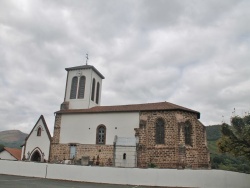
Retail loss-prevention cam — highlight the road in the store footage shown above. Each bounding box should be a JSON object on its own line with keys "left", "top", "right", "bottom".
{"left": 0, "top": 174, "right": 182, "bottom": 188}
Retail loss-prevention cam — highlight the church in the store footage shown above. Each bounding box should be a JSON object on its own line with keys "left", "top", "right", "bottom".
{"left": 47, "top": 64, "right": 210, "bottom": 169}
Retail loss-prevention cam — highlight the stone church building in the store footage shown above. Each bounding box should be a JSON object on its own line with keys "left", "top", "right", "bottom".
{"left": 49, "top": 64, "right": 210, "bottom": 169}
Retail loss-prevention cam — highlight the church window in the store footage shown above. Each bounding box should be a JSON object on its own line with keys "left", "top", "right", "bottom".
{"left": 70, "top": 77, "right": 78, "bottom": 99}
{"left": 37, "top": 127, "right": 41, "bottom": 136}
{"left": 96, "top": 125, "right": 106, "bottom": 144}
{"left": 155, "top": 118, "right": 165, "bottom": 144}
{"left": 69, "top": 145, "right": 76, "bottom": 159}
{"left": 78, "top": 76, "right": 86, "bottom": 99}
{"left": 96, "top": 82, "right": 100, "bottom": 104}
{"left": 123, "top": 153, "right": 126, "bottom": 160}
{"left": 91, "top": 78, "right": 96, "bottom": 101}
{"left": 185, "top": 122, "right": 192, "bottom": 145}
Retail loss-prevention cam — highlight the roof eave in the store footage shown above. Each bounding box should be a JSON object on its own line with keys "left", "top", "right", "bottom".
{"left": 55, "top": 108, "right": 200, "bottom": 119}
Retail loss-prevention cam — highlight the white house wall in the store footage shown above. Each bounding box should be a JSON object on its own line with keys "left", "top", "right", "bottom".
{"left": 24, "top": 118, "right": 50, "bottom": 161}
{"left": 60, "top": 112, "right": 139, "bottom": 145}
{"left": 0, "top": 150, "right": 16, "bottom": 160}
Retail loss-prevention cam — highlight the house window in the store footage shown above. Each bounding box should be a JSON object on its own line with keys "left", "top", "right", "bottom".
{"left": 96, "top": 125, "right": 106, "bottom": 144}
{"left": 155, "top": 118, "right": 165, "bottom": 144}
{"left": 78, "top": 76, "right": 86, "bottom": 99}
{"left": 91, "top": 78, "right": 96, "bottom": 101}
{"left": 96, "top": 82, "right": 100, "bottom": 104}
{"left": 185, "top": 122, "right": 192, "bottom": 145}
{"left": 70, "top": 77, "right": 78, "bottom": 99}
{"left": 123, "top": 153, "right": 126, "bottom": 160}
{"left": 37, "top": 127, "right": 41, "bottom": 136}
{"left": 69, "top": 145, "right": 76, "bottom": 159}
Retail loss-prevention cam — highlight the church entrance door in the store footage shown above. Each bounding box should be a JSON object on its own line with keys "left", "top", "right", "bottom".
{"left": 30, "top": 151, "right": 41, "bottom": 162}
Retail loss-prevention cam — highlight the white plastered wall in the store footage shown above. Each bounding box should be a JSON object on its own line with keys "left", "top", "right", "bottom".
{"left": 65, "top": 69, "right": 103, "bottom": 109}
{"left": 24, "top": 118, "right": 50, "bottom": 161}
{"left": 115, "top": 146, "right": 137, "bottom": 167}
{"left": 60, "top": 112, "right": 139, "bottom": 145}
{"left": 0, "top": 150, "right": 16, "bottom": 160}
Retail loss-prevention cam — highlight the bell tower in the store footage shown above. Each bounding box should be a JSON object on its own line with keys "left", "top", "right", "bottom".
{"left": 60, "top": 65, "right": 105, "bottom": 110}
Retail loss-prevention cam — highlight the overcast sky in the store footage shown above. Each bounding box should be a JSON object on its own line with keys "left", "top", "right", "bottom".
{"left": 0, "top": 0, "right": 250, "bottom": 134}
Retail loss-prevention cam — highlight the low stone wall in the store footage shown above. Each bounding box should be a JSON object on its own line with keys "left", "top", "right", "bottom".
{"left": 0, "top": 160, "right": 249, "bottom": 188}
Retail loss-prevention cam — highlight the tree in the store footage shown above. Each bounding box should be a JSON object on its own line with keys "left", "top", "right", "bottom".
{"left": 217, "top": 115, "right": 250, "bottom": 161}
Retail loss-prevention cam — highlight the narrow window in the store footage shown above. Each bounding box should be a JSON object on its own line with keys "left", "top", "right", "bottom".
{"left": 78, "top": 76, "right": 86, "bottom": 99}
{"left": 91, "top": 78, "right": 96, "bottom": 101}
{"left": 123, "top": 153, "right": 126, "bottom": 160}
{"left": 96, "top": 82, "right": 100, "bottom": 104}
{"left": 37, "top": 127, "right": 41, "bottom": 136}
{"left": 70, "top": 77, "right": 78, "bottom": 99}
{"left": 155, "top": 118, "right": 165, "bottom": 144}
{"left": 69, "top": 145, "right": 76, "bottom": 159}
{"left": 185, "top": 122, "right": 192, "bottom": 145}
{"left": 96, "top": 125, "right": 106, "bottom": 144}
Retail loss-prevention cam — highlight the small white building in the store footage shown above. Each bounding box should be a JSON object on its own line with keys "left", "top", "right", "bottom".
{"left": 22, "top": 115, "right": 51, "bottom": 162}
{"left": 0, "top": 147, "right": 21, "bottom": 161}
{"left": 114, "top": 136, "right": 137, "bottom": 168}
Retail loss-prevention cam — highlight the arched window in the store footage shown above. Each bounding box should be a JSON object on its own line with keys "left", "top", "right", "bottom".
{"left": 123, "top": 153, "right": 126, "bottom": 160}
{"left": 37, "top": 127, "right": 41, "bottom": 136}
{"left": 96, "top": 125, "right": 106, "bottom": 144}
{"left": 70, "top": 77, "right": 78, "bottom": 99}
{"left": 78, "top": 76, "right": 86, "bottom": 99}
{"left": 91, "top": 78, "right": 96, "bottom": 101}
{"left": 155, "top": 118, "right": 165, "bottom": 144}
{"left": 185, "top": 122, "right": 192, "bottom": 145}
{"left": 96, "top": 82, "right": 100, "bottom": 104}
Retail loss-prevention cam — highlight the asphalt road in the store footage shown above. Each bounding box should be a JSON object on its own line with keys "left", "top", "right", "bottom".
{"left": 0, "top": 174, "right": 178, "bottom": 188}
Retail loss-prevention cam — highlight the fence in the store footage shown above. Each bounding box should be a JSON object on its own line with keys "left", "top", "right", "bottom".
{"left": 0, "top": 160, "right": 249, "bottom": 188}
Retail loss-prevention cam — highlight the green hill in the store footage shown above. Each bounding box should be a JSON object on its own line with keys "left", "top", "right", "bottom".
{"left": 0, "top": 130, "right": 28, "bottom": 149}
{"left": 206, "top": 125, "right": 250, "bottom": 173}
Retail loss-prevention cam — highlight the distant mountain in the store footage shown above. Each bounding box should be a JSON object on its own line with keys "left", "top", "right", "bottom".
{"left": 0, "top": 130, "right": 28, "bottom": 149}
{"left": 206, "top": 125, "right": 222, "bottom": 141}
{"left": 206, "top": 125, "right": 250, "bottom": 174}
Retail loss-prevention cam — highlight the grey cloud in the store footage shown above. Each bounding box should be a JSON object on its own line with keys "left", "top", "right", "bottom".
{"left": 0, "top": 0, "right": 249, "bottom": 133}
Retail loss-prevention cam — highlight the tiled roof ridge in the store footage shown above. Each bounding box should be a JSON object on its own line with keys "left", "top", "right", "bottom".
{"left": 4, "top": 147, "right": 22, "bottom": 160}
{"left": 57, "top": 101, "right": 200, "bottom": 118}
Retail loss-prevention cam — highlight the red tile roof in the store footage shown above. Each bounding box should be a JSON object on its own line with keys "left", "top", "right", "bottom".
{"left": 3, "top": 147, "right": 22, "bottom": 160}
{"left": 56, "top": 101, "right": 200, "bottom": 118}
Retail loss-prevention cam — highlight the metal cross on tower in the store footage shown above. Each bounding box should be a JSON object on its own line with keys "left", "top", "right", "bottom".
{"left": 86, "top": 53, "right": 89, "bottom": 65}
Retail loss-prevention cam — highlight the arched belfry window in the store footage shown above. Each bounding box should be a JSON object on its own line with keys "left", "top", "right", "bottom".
{"left": 91, "top": 78, "right": 96, "bottom": 101}
{"left": 78, "top": 76, "right": 86, "bottom": 99}
{"left": 155, "top": 118, "right": 165, "bottom": 144}
{"left": 70, "top": 77, "right": 78, "bottom": 99}
{"left": 185, "top": 122, "right": 192, "bottom": 145}
{"left": 96, "top": 82, "right": 100, "bottom": 104}
{"left": 96, "top": 125, "right": 106, "bottom": 144}
{"left": 37, "top": 127, "right": 42, "bottom": 136}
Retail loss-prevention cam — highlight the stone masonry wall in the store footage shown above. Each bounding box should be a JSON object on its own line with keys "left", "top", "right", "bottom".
{"left": 135, "top": 110, "right": 210, "bottom": 169}
{"left": 50, "top": 143, "right": 113, "bottom": 166}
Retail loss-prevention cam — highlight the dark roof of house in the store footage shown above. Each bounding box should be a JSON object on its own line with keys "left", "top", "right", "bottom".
{"left": 56, "top": 101, "right": 200, "bottom": 119}
{"left": 65, "top": 65, "right": 105, "bottom": 79}
{"left": 3, "top": 147, "right": 22, "bottom": 160}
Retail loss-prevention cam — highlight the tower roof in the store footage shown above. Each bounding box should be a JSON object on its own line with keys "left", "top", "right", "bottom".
{"left": 65, "top": 65, "right": 105, "bottom": 79}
